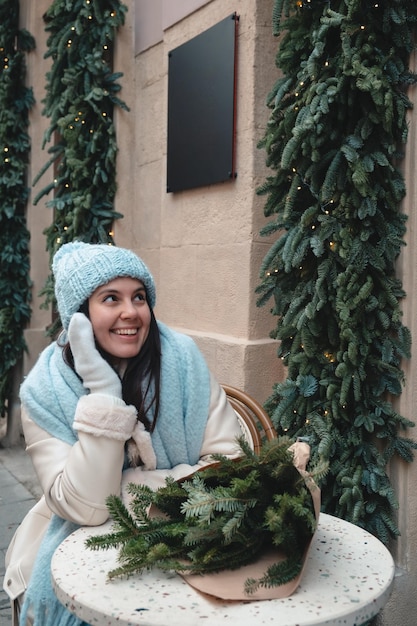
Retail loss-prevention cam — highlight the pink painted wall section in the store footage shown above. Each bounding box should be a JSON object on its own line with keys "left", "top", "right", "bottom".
{"left": 135, "top": 0, "right": 211, "bottom": 54}
{"left": 161, "top": 0, "right": 211, "bottom": 29}
{"left": 134, "top": 0, "right": 162, "bottom": 54}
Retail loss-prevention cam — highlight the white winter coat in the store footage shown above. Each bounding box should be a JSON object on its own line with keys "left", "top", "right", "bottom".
{"left": 3, "top": 372, "right": 241, "bottom": 624}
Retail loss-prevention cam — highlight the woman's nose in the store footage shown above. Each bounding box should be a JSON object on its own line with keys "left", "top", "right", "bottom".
{"left": 120, "top": 300, "right": 138, "bottom": 318}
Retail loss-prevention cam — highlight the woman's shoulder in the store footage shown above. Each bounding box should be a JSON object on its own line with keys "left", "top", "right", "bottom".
{"left": 22, "top": 341, "right": 59, "bottom": 381}
{"left": 157, "top": 321, "right": 196, "bottom": 348}
{"left": 156, "top": 321, "right": 208, "bottom": 371}
{"left": 20, "top": 338, "right": 77, "bottom": 402}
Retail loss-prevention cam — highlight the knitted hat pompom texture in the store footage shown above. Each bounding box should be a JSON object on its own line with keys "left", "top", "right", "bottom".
{"left": 52, "top": 241, "right": 156, "bottom": 330}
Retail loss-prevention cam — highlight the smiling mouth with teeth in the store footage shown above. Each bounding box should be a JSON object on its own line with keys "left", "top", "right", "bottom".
{"left": 114, "top": 329, "right": 138, "bottom": 335}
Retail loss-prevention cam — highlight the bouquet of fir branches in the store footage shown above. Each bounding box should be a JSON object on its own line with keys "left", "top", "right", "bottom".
{"left": 86, "top": 437, "right": 322, "bottom": 596}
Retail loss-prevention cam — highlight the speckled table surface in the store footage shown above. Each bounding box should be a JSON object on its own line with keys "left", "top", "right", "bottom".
{"left": 51, "top": 512, "right": 394, "bottom": 626}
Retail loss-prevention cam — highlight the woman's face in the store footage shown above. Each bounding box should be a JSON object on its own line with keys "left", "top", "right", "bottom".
{"left": 88, "top": 276, "right": 151, "bottom": 361}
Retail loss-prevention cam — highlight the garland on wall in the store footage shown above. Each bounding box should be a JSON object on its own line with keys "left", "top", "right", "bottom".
{"left": 0, "top": 1, "right": 34, "bottom": 417}
{"left": 34, "top": 0, "right": 128, "bottom": 329}
{"left": 257, "top": 0, "right": 417, "bottom": 543}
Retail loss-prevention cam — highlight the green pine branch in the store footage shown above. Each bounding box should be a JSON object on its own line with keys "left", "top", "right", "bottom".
{"left": 34, "top": 0, "right": 129, "bottom": 333}
{"left": 257, "top": 0, "right": 417, "bottom": 543}
{"left": 0, "top": 0, "right": 35, "bottom": 417}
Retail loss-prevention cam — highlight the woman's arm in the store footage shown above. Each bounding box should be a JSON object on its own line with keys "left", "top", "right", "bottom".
{"left": 199, "top": 372, "right": 242, "bottom": 459}
{"left": 21, "top": 399, "right": 134, "bottom": 526}
{"left": 20, "top": 312, "right": 138, "bottom": 525}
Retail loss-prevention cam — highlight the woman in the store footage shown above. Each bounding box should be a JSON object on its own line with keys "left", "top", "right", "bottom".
{"left": 3, "top": 241, "right": 242, "bottom": 626}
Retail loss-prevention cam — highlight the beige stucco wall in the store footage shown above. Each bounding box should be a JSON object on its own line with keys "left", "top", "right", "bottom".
{"left": 14, "top": 0, "right": 417, "bottom": 622}
{"left": 19, "top": 0, "right": 56, "bottom": 365}
{"left": 376, "top": 44, "right": 417, "bottom": 626}
{"left": 113, "top": 0, "right": 283, "bottom": 401}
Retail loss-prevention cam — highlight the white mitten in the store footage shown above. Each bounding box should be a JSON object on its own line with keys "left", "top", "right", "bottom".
{"left": 288, "top": 440, "right": 311, "bottom": 472}
{"left": 68, "top": 312, "right": 122, "bottom": 398}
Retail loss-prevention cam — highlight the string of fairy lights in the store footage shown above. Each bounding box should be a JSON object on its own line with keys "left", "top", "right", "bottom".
{"left": 26, "top": 0, "right": 129, "bottom": 329}
{"left": 0, "top": 4, "right": 35, "bottom": 417}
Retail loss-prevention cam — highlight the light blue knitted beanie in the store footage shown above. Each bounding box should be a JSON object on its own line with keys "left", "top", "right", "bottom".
{"left": 52, "top": 241, "right": 156, "bottom": 330}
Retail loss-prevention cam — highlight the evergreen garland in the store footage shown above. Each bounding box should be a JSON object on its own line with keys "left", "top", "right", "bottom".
{"left": 33, "top": 0, "right": 129, "bottom": 327}
{"left": 86, "top": 438, "right": 321, "bottom": 593}
{"left": 257, "top": 0, "right": 417, "bottom": 543}
{"left": 0, "top": 0, "right": 34, "bottom": 416}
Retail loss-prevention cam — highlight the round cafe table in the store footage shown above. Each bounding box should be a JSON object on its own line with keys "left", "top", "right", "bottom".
{"left": 51, "top": 513, "right": 394, "bottom": 626}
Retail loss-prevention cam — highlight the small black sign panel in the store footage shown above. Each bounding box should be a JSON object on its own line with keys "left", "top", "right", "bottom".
{"left": 167, "top": 13, "right": 238, "bottom": 193}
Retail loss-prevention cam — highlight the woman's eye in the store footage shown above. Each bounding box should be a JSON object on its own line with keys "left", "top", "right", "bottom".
{"left": 134, "top": 292, "right": 146, "bottom": 302}
{"left": 103, "top": 294, "right": 117, "bottom": 303}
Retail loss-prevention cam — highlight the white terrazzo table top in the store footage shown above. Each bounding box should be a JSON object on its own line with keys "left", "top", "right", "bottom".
{"left": 51, "top": 512, "right": 394, "bottom": 626}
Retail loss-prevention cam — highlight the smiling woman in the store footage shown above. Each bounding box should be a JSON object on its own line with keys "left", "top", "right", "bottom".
{"left": 3, "top": 242, "right": 243, "bottom": 626}
{"left": 88, "top": 278, "right": 151, "bottom": 362}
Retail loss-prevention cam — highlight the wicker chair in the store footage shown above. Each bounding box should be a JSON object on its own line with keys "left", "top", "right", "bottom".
{"left": 222, "top": 384, "right": 277, "bottom": 454}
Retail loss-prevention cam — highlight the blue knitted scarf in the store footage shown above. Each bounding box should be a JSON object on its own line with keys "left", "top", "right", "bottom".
{"left": 18, "top": 322, "right": 210, "bottom": 626}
